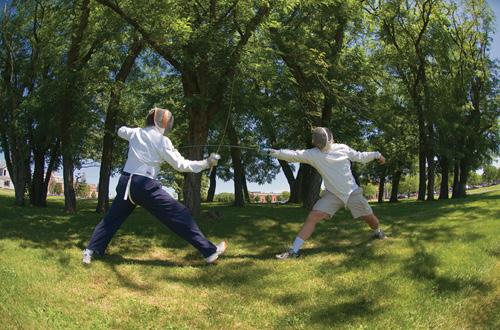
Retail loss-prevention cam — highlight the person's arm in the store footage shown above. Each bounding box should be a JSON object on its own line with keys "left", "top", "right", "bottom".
{"left": 117, "top": 126, "right": 138, "bottom": 141}
{"left": 268, "top": 149, "right": 313, "bottom": 164}
{"left": 345, "top": 146, "right": 384, "bottom": 164}
{"left": 160, "top": 138, "right": 213, "bottom": 173}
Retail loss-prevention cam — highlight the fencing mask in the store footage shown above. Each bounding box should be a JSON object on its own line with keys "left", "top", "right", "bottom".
{"left": 311, "top": 127, "right": 333, "bottom": 151}
{"left": 149, "top": 107, "right": 174, "bottom": 134}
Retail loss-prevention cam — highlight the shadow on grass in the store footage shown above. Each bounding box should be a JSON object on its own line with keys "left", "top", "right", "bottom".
{"left": 308, "top": 298, "right": 381, "bottom": 327}
{"left": 101, "top": 253, "right": 205, "bottom": 268}
{"left": 0, "top": 189, "right": 495, "bottom": 258}
{"left": 1, "top": 189, "right": 497, "bottom": 328}
{"left": 0, "top": 189, "right": 497, "bottom": 270}
{"left": 404, "top": 238, "right": 493, "bottom": 296}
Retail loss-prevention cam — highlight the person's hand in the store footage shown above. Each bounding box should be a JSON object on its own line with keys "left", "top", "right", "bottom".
{"left": 378, "top": 154, "right": 386, "bottom": 165}
{"left": 207, "top": 153, "right": 221, "bottom": 167}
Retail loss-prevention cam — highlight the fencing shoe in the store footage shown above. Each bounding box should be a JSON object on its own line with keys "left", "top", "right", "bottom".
{"left": 275, "top": 249, "right": 300, "bottom": 259}
{"left": 372, "top": 229, "right": 387, "bottom": 240}
{"left": 82, "top": 248, "right": 94, "bottom": 264}
{"left": 205, "top": 241, "right": 227, "bottom": 264}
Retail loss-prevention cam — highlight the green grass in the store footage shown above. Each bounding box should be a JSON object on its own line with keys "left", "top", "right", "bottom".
{"left": 0, "top": 187, "right": 499, "bottom": 329}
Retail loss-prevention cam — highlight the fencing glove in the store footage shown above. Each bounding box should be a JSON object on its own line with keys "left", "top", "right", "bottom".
{"left": 207, "top": 153, "right": 221, "bottom": 167}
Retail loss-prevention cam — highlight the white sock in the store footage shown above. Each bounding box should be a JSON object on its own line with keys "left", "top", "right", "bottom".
{"left": 291, "top": 237, "right": 305, "bottom": 253}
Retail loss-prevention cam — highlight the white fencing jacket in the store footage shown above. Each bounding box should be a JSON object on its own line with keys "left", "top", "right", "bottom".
{"left": 118, "top": 126, "right": 210, "bottom": 178}
{"left": 275, "top": 144, "right": 381, "bottom": 204}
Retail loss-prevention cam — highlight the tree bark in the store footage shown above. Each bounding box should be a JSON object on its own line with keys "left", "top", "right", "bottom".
{"left": 439, "top": 157, "right": 449, "bottom": 200}
{"left": 390, "top": 170, "right": 402, "bottom": 203}
{"left": 182, "top": 108, "right": 209, "bottom": 216}
{"left": 426, "top": 153, "right": 435, "bottom": 201}
{"left": 227, "top": 121, "right": 244, "bottom": 207}
{"left": 12, "top": 159, "right": 29, "bottom": 206}
{"left": 302, "top": 164, "right": 322, "bottom": 210}
{"left": 29, "top": 139, "right": 59, "bottom": 207}
{"left": 290, "top": 164, "right": 304, "bottom": 204}
{"left": 62, "top": 153, "right": 77, "bottom": 213}
{"left": 96, "top": 38, "right": 143, "bottom": 213}
{"left": 378, "top": 175, "right": 385, "bottom": 203}
{"left": 30, "top": 148, "right": 46, "bottom": 206}
{"left": 278, "top": 160, "right": 299, "bottom": 203}
{"left": 457, "top": 158, "right": 468, "bottom": 198}
{"left": 417, "top": 114, "right": 427, "bottom": 201}
{"left": 452, "top": 161, "right": 460, "bottom": 198}
{"left": 206, "top": 165, "right": 217, "bottom": 202}
{"left": 242, "top": 172, "right": 250, "bottom": 203}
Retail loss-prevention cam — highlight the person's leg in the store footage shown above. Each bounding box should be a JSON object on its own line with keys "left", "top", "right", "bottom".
{"left": 362, "top": 213, "right": 380, "bottom": 230}
{"left": 134, "top": 177, "right": 217, "bottom": 258}
{"left": 297, "top": 210, "right": 331, "bottom": 241}
{"left": 277, "top": 192, "right": 340, "bottom": 259}
{"left": 288, "top": 210, "right": 330, "bottom": 253}
{"left": 363, "top": 213, "right": 386, "bottom": 239}
{"left": 86, "top": 175, "right": 136, "bottom": 255}
{"left": 87, "top": 198, "right": 136, "bottom": 254}
{"left": 347, "top": 188, "right": 386, "bottom": 239}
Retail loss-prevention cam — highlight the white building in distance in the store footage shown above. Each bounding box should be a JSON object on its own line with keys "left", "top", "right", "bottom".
{"left": 0, "top": 163, "right": 13, "bottom": 190}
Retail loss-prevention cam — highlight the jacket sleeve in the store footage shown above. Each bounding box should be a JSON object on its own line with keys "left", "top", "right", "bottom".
{"left": 275, "top": 149, "right": 314, "bottom": 164}
{"left": 117, "top": 126, "right": 138, "bottom": 141}
{"left": 160, "top": 138, "right": 210, "bottom": 173}
{"left": 345, "top": 147, "right": 381, "bottom": 163}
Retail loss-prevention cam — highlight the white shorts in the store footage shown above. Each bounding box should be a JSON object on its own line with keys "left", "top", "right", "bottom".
{"left": 313, "top": 189, "right": 373, "bottom": 219}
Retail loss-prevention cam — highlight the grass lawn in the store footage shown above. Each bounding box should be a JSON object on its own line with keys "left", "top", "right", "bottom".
{"left": 0, "top": 186, "right": 499, "bottom": 329}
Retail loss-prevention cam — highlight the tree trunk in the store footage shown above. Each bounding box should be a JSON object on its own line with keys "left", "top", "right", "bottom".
{"left": 439, "top": 157, "right": 449, "bottom": 200}
{"left": 12, "top": 163, "right": 29, "bottom": 206}
{"left": 96, "top": 38, "right": 143, "bottom": 213}
{"left": 62, "top": 152, "right": 77, "bottom": 213}
{"left": 206, "top": 165, "right": 217, "bottom": 202}
{"left": 242, "top": 172, "right": 250, "bottom": 203}
{"left": 378, "top": 175, "right": 385, "bottom": 203}
{"left": 13, "top": 173, "right": 27, "bottom": 206}
{"left": 452, "top": 161, "right": 460, "bottom": 198}
{"left": 228, "top": 121, "right": 244, "bottom": 207}
{"left": 96, "top": 140, "right": 112, "bottom": 213}
{"left": 30, "top": 148, "right": 46, "bottom": 207}
{"left": 29, "top": 139, "right": 59, "bottom": 207}
{"left": 426, "top": 153, "right": 435, "bottom": 201}
{"left": 390, "top": 170, "right": 402, "bottom": 202}
{"left": 290, "top": 164, "right": 304, "bottom": 204}
{"left": 182, "top": 108, "right": 209, "bottom": 216}
{"left": 458, "top": 158, "right": 468, "bottom": 198}
{"left": 417, "top": 117, "right": 427, "bottom": 201}
{"left": 9, "top": 137, "right": 31, "bottom": 207}
{"left": 278, "top": 160, "right": 299, "bottom": 203}
{"left": 59, "top": 0, "right": 91, "bottom": 213}
{"left": 302, "top": 164, "right": 322, "bottom": 210}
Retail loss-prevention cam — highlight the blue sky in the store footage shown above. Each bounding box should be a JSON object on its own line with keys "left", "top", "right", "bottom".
{"left": 1, "top": 0, "right": 499, "bottom": 196}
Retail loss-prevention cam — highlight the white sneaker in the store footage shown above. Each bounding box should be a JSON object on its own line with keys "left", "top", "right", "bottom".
{"left": 205, "top": 241, "right": 227, "bottom": 264}
{"left": 82, "top": 248, "right": 94, "bottom": 264}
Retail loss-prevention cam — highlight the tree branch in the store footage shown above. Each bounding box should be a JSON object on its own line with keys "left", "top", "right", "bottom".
{"left": 95, "top": 0, "right": 182, "bottom": 71}
{"left": 208, "top": 3, "right": 271, "bottom": 118}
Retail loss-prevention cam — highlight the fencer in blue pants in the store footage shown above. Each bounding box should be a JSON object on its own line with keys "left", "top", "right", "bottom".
{"left": 83, "top": 107, "right": 226, "bottom": 264}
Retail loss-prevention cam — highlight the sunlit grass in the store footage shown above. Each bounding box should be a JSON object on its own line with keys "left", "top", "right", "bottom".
{"left": 0, "top": 186, "right": 499, "bottom": 329}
